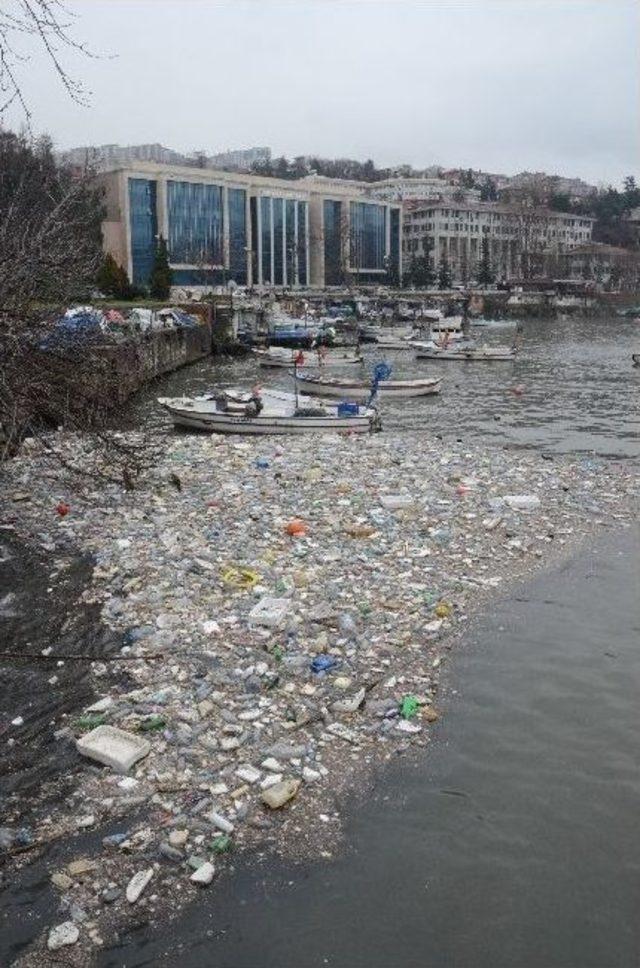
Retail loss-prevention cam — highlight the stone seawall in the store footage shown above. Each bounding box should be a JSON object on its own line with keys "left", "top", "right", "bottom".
{"left": 97, "top": 321, "right": 212, "bottom": 404}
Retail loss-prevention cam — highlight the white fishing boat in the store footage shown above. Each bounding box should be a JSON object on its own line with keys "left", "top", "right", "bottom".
{"left": 158, "top": 391, "right": 378, "bottom": 435}
{"left": 254, "top": 347, "right": 364, "bottom": 368}
{"left": 416, "top": 346, "right": 517, "bottom": 362}
{"left": 297, "top": 373, "right": 442, "bottom": 400}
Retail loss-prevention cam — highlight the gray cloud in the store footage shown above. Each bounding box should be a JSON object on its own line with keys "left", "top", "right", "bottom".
{"left": 6, "top": 0, "right": 639, "bottom": 185}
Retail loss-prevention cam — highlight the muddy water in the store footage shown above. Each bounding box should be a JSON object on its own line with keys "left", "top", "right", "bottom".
{"left": 135, "top": 315, "right": 640, "bottom": 461}
{"left": 100, "top": 525, "right": 640, "bottom": 968}
{"left": 0, "top": 535, "right": 119, "bottom": 800}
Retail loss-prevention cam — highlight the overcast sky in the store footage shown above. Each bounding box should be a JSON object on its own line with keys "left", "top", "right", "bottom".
{"left": 6, "top": 0, "right": 639, "bottom": 185}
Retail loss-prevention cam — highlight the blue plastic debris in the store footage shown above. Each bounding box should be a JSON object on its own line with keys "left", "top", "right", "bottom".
{"left": 337, "top": 402, "right": 359, "bottom": 417}
{"left": 255, "top": 457, "right": 270, "bottom": 469}
{"left": 311, "top": 655, "right": 339, "bottom": 674}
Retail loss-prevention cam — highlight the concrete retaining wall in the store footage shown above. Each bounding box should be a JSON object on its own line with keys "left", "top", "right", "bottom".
{"left": 97, "top": 321, "right": 212, "bottom": 404}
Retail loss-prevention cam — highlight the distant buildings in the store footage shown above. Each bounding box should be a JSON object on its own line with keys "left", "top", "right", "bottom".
{"left": 97, "top": 163, "right": 401, "bottom": 289}
{"left": 403, "top": 200, "right": 595, "bottom": 282}
{"left": 207, "top": 147, "right": 271, "bottom": 170}
{"left": 57, "top": 143, "right": 272, "bottom": 173}
{"left": 365, "top": 177, "right": 480, "bottom": 204}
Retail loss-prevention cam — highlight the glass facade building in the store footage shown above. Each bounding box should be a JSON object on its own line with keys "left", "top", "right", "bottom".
{"left": 121, "top": 171, "right": 399, "bottom": 289}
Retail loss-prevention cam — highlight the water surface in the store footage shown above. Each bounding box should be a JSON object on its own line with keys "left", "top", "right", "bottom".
{"left": 134, "top": 315, "right": 640, "bottom": 460}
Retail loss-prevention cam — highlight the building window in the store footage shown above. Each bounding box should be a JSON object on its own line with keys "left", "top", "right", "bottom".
{"left": 228, "top": 188, "right": 247, "bottom": 285}
{"left": 350, "top": 201, "right": 386, "bottom": 271}
{"left": 260, "top": 196, "right": 271, "bottom": 283}
{"left": 273, "top": 197, "right": 284, "bottom": 285}
{"left": 324, "top": 199, "right": 343, "bottom": 285}
{"left": 128, "top": 178, "right": 157, "bottom": 286}
{"left": 167, "top": 180, "right": 223, "bottom": 266}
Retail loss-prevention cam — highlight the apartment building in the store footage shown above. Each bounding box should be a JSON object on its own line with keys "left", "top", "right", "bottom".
{"left": 402, "top": 201, "right": 594, "bottom": 281}
{"left": 98, "top": 163, "right": 401, "bottom": 290}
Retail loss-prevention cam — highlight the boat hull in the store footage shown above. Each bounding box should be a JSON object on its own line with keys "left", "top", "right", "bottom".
{"left": 297, "top": 377, "right": 442, "bottom": 400}
{"left": 257, "top": 354, "right": 364, "bottom": 369}
{"left": 160, "top": 400, "right": 375, "bottom": 435}
{"left": 416, "top": 350, "right": 515, "bottom": 361}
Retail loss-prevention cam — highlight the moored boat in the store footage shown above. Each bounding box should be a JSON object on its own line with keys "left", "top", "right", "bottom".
{"left": 158, "top": 393, "right": 378, "bottom": 435}
{"left": 297, "top": 373, "right": 442, "bottom": 400}
{"left": 416, "top": 346, "right": 516, "bottom": 362}
{"left": 254, "top": 347, "right": 364, "bottom": 368}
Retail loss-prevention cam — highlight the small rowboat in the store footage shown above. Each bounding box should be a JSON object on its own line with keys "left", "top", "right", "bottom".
{"left": 416, "top": 346, "right": 516, "bottom": 362}
{"left": 297, "top": 373, "right": 442, "bottom": 400}
{"left": 158, "top": 393, "right": 379, "bottom": 435}
{"left": 633, "top": 353, "right": 640, "bottom": 366}
{"left": 254, "top": 348, "right": 364, "bottom": 369}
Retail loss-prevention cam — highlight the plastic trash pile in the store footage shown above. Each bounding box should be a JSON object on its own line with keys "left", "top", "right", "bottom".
{"left": 0, "top": 427, "right": 636, "bottom": 957}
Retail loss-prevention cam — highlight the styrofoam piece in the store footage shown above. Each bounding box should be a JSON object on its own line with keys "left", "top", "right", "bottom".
{"left": 76, "top": 725, "right": 150, "bottom": 773}
{"left": 248, "top": 596, "right": 291, "bottom": 628}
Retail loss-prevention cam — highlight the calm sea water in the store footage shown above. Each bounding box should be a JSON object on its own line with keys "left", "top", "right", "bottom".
{"left": 136, "top": 314, "right": 640, "bottom": 460}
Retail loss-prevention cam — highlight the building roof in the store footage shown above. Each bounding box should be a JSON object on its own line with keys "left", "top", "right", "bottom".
{"left": 404, "top": 199, "right": 596, "bottom": 220}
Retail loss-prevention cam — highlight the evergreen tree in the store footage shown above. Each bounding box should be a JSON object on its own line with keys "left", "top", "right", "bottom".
{"left": 96, "top": 254, "right": 133, "bottom": 299}
{"left": 149, "top": 236, "right": 173, "bottom": 300}
{"left": 437, "top": 252, "right": 452, "bottom": 290}
{"left": 480, "top": 177, "right": 498, "bottom": 202}
{"left": 476, "top": 237, "right": 495, "bottom": 285}
{"left": 407, "top": 237, "right": 435, "bottom": 287}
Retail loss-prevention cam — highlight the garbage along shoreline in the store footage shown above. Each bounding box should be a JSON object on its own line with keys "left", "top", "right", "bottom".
{"left": 1, "top": 428, "right": 637, "bottom": 964}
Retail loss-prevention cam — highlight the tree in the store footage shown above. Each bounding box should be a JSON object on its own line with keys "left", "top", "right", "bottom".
{"left": 406, "top": 236, "right": 435, "bottom": 288}
{"left": 460, "top": 168, "right": 476, "bottom": 188}
{"left": 480, "top": 177, "right": 498, "bottom": 202}
{"left": 476, "top": 236, "right": 495, "bottom": 285}
{"left": 149, "top": 236, "right": 172, "bottom": 300}
{"left": 0, "top": 130, "right": 104, "bottom": 315}
{"left": 438, "top": 252, "right": 452, "bottom": 290}
{"left": 96, "top": 254, "right": 133, "bottom": 299}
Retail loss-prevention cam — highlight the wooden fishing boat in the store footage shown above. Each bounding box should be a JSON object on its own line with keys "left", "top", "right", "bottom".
{"left": 297, "top": 373, "right": 442, "bottom": 400}
{"left": 254, "top": 347, "right": 364, "bottom": 369}
{"left": 158, "top": 393, "right": 378, "bottom": 435}
{"left": 416, "top": 346, "right": 516, "bottom": 362}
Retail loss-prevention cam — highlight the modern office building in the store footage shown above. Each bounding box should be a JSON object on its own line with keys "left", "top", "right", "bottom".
{"left": 98, "top": 163, "right": 401, "bottom": 289}
{"left": 403, "top": 200, "right": 594, "bottom": 281}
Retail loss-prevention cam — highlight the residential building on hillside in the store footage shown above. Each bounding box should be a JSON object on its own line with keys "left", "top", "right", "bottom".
{"left": 366, "top": 177, "right": 480, "bottom": 204}
{"left": 58, "top": 143, "right": 272, "bottom": 174}
{"left": 402, "top": 201, "right": 594, "bottom": 282}
{"left": 58, "top": 143, "right": 185, "bottom": 170}
{"left": 207, "top": 147, "right": 271, "bottom": 170}
{"left": 98, "top": 163, "right": 401, "bottom": 289}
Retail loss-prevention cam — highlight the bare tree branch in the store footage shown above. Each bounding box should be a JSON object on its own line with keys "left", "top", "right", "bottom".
{"left": 0, "top": 0, "right": 94, "bottom": 123}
